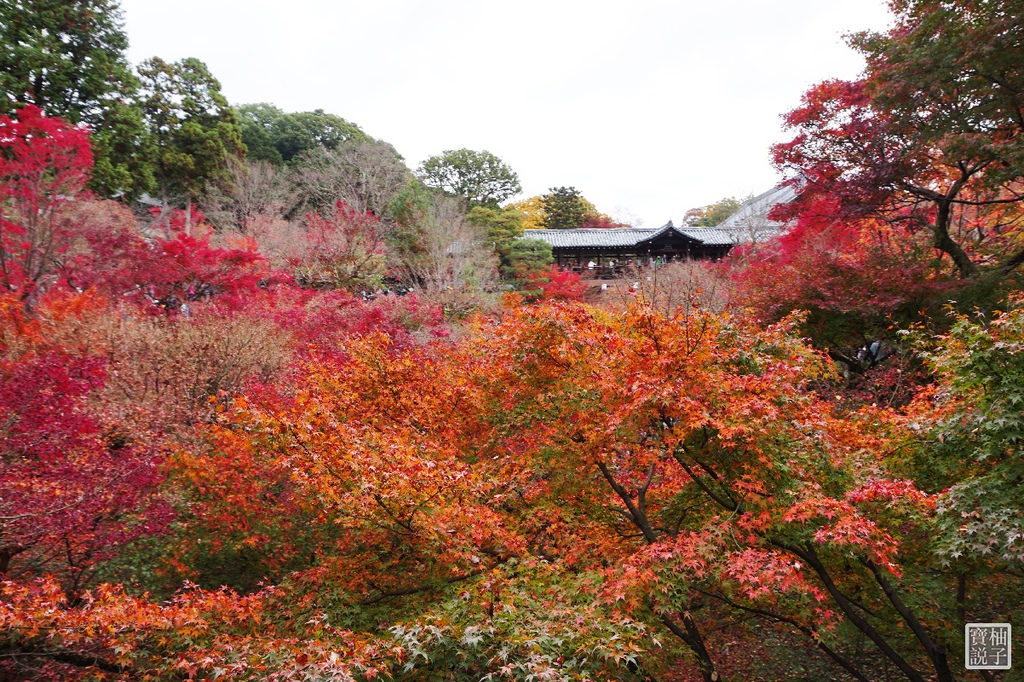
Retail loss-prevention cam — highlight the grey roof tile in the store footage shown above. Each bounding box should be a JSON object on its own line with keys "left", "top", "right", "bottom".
{"left": 523, "top": 224, "right": 735, "bottom": 249}
{"left": 715, "top": 184, "right": 797, "bottom": 241}
{"left": 676, "top": 227, "right": 735, "bottom": 246}
{"left": 522, "top": 228, "right": 659, "bottom": 248}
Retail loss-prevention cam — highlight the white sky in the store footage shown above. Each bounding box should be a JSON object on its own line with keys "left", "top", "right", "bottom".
{"left": 118, "top": 0, "right": 892, "bottom": 227}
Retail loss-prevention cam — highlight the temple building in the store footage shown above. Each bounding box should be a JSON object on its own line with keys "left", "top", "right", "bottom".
{"left": 523, "top": 222, "right": 734, "bottom": 273}
{"left": 520, "top": 184, "right": 796, "bottom": 276}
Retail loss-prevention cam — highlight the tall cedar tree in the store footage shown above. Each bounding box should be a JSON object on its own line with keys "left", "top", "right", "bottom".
{"left": 541, "top": 186, "right": 590, "bottom": 230}
{"left": 137, "top": 57, "right": 244, "bottom": 235}
{"left": 0, "top": 0, "right": 152, "bottom": 198}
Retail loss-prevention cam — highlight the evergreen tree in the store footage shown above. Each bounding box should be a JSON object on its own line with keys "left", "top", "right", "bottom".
{"left": 467, "top": 206, "right": 524, "bottom": 271}
{"left": 137, "top": 57, "right": 244, "bottom": 234}
{"left": 236, "top": 103, "right": 367, "bottom": 164}
{"left": 236, "top": 103, "right": 285, "bottom": 164}
{"left": 0, "top": 0, "right": 152, "bottom": 198}
{"left": 540, "top": 186, "right": 589, "bottom": 230}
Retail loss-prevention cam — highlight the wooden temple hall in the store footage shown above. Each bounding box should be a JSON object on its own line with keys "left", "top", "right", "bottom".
{"left": 523, "top": 221, "right": 735, "bottom": 275}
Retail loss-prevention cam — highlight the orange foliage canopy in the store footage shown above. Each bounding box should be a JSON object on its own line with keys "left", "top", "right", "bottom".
{"left": 150, "top": 299, "right": 936, "bottom": 680}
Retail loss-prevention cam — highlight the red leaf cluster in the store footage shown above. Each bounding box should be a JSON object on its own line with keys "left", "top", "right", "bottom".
{"left": 0, "top": 106, "right": 92, "bottom": 295}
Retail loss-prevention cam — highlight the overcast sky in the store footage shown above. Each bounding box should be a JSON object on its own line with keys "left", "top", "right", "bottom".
{"left": 118, "top": 0, "right": 892, "bottom": 226}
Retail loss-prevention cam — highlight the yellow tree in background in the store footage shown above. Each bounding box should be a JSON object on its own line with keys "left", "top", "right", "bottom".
{"left": 504, "top": 196, "right": 546, "bottom": 230}
{"left": 507, "top": 194, "right": 604, "bottom": 231}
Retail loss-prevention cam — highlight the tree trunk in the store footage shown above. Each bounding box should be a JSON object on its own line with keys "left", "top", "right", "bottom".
{"left": 782, "top": 543, "right": 927, "bottom": 682}
{"left": 683, "top": 611, "right": 722, "bottom": 682}
{"left": 161, "top": 181, "right": 171, "bottom": 239}
{"left": 934, "top": 199, "right": 977, "bottom": 277}
{"left": 658, "top": 610, "right": 724, "bottom": 682}
{"left": 864, "top": 560, "right": 954, "bottom": 682}
{"left": 184, "top": 194, "right": 192, "bottom": 237}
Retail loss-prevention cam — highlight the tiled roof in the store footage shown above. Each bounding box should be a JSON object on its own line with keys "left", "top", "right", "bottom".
{"left": 523, "top": 228, "right": 657, "bottom": 248}
{"left": 676, "top": 227, "right": 735, "bottom": 246}
{"left": 523, "top": 223, "right": 735, "bottom": 249}
{"left": 715, "top": 184, "right": 797, "bottom": 241}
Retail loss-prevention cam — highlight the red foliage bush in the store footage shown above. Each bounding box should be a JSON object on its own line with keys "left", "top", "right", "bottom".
{"left": 730, "top": 195, "right": 950, "bottom": 344}
{"left": 525, "top": 266, "right": 587, "bottom": 302}
{"left": 0, "top": 349, "right": 169, "bottom": 588}
{"left": 0, "top": 105, "right": 92, "bottom": 297}
{"left": 293, "top": 202, "right": 387, "bottom": 291}
{"left": 267, "top": 289, "right": 445, "bottom": 360}
{"left": 70, "top": 225, "right": 278, "bottom": 313}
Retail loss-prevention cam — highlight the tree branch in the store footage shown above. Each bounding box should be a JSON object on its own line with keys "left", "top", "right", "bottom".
{"left": 862, "top": 558, "right": 953, "bottom": 682}
{"left": 694, "top": 588, "right": 871, "bottom": 682}
{"left": 771, "top": 541, "right": 926, "bottom": 682}
{"left": 596, "top": 461, "right": 658, "bottom": 544}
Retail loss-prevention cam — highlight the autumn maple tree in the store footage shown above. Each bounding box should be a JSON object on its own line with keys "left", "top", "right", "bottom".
{"left": 64, "top": 206, "right": 276, "bottom": 313}
{"left": 291, "top": 201, "right": 387, "bottom": 291}
{"left": 909, "top": 298, "right": 1024, "bottom": 568}
{"left": 0, "top": 291, "right": 169, "bottom": 594}
{"left": 524, "top": 265, "right": 587, "bottom": 302}
{"left": 772, "top": 0, "right": 1024, "bottom": 280}
{"left": 1, "top": 289, "right": 1020, "bottom": 681}
{"left": 0, "top": 106, "right": 92, "bottom": 302}
{"left": 730, "top": 193, "right": 950, "bottom": 356}
{"left": 142, "top": 298, "right": 986, "bottom": 681}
